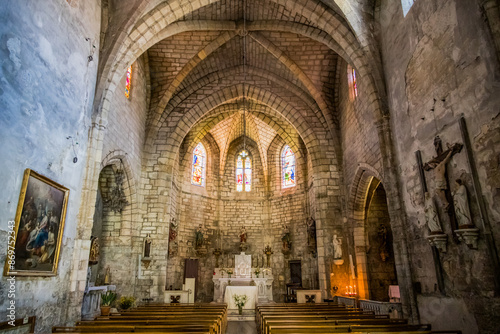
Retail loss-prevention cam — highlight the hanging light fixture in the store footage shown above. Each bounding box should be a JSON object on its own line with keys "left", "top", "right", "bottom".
{"left": 242, "top": 0, "right": 248, "bottom": 153}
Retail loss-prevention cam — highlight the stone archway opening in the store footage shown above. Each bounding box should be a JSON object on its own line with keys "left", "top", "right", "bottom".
{"left": 363, "top": 180, "right": 398, "bottom": 302}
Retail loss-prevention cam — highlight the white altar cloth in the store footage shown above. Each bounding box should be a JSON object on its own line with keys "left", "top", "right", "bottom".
{"left": 224, "top": 286, "right": 258, "bottom": 310}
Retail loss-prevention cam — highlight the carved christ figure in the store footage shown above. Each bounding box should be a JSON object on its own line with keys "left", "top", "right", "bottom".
{"left": 427, "top": 150, "right": 453, "bottom": 209}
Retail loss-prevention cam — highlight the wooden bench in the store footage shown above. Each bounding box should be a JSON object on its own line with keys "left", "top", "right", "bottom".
{"left": 53, "top": 303, "right": 226, "bottom": 334}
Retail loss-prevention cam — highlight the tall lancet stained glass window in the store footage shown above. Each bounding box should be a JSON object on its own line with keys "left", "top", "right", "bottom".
{"left": 191, "top": 143, "right": 206, "bottom": 186}
{"left": 236, "top": 150, "right": 251, "bottom": 192}
{"left": 282, "top": 145, "right": 296, "bottom": 188}
{"left": 125, "top": 65, "right": 132, "bottom": 99}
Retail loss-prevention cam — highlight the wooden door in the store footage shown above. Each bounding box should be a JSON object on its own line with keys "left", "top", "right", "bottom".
{"left": 184, "top": 259, "right": 198, "bottom": 300}
{"left": 289, "top": 260, "right": 302, "bottom": 286}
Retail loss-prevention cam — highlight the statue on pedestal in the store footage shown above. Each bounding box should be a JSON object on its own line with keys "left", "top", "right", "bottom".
{"left": 332, "top": 234, "right": 342, "bottom": 259}
{"left": 195, "top": 224, "right": 204, "bottom": 248}
{"left": 240, "top": 226, "right": 247, "bottom": 243}
{"left": 281, "top": 224, "right": 291, "bottom": 254}
{"left": 306, "top": 217, "right": 316, "bottom": 246}
{"left": 264, "top": 245, "right": 273, "bottom": 267}
{"left": 425, "top": 192, "right": 443, "bottom": 233}
{"left": 453, "top": 179, "right": 473, "bottom": 228}
{"left": 89, "top": 236, "right": 99, "bottom": 265}
{"left": 239, "top": 226, "right": 248, "bottom": 251}
{"left": 144, "top": 234, "right": 152, "bottom": 258}
{"left": 378, "top": 224, "right": 390, "bottom": 262}
{"left": 169, "top": 218, "right": 178, "bottom": 241}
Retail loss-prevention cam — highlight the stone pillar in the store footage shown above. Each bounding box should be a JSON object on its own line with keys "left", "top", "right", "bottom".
{"left": 376, "top": 115, "right": 419, "bottom": 323}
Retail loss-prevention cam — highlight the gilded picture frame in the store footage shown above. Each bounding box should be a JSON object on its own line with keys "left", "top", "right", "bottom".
{"left": 3, "top": 169, "right": 69, "bottom": 276}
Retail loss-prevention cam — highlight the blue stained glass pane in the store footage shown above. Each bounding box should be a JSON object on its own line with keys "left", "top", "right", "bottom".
{"left": 282, "top": 145, "right": 296, "bottom": 188}
{"left": 192, "top": 143, "right": 206, "bottom": 186}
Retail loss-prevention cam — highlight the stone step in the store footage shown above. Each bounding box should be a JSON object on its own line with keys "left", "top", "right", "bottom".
{"left": 227, "top": 309, "right": 256, "bottom": 321}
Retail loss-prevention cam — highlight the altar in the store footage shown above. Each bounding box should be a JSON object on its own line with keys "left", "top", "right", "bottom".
{"left": 224, "top": 286, "right": 258, "bottom": 310}
{"left": 212, "top": 252, "right": 273, "bottom": 304}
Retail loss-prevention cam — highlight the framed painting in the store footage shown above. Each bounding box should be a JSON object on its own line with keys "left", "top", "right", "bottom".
{"left": 4, "top": 169, "right": 69, "bottom": 276}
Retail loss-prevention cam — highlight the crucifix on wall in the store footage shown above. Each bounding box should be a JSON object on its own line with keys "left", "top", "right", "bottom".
{"left": 423, "top": 136, "right": 463, "bottom": 236}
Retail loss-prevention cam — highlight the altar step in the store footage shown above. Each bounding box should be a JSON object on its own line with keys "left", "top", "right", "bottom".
{"left": 227, "top": 308, "right": 256, "bottom": 321}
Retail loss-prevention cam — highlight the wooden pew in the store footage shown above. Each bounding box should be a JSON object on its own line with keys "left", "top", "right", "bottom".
{"left": 53, "top": 303, "right": 226, "bottom": 334}
{"left": 267, "top": 323, "right": 431, "bottom": 333}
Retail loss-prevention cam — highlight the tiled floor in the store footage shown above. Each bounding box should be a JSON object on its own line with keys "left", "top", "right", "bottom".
{"left": 226, "top": 321, "right": 258, "bottom": 334}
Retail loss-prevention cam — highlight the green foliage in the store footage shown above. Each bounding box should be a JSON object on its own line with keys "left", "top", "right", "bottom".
{"left": 233, "top": 294, "right": 248, "bottom": 308}
{"left": 101, "top": 291, "right": 117, "bottom": 306}
{"left": 118, "top": 296, "right": 136, "bottom": 310}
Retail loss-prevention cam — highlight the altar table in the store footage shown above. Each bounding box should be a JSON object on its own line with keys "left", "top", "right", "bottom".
{"left": 224, "top": 286, "right": 258, "bottom": 310}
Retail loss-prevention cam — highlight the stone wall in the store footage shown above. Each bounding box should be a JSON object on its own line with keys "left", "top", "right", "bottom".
{"left": 162, "top": 126, "right": 320, "bottom": 303}
{"left": 0, "top": 0, "right": 101, "bottom": 332}
{"left": 95, "top": 53, "right": 149, "bottom": 300}
{"left": 335, "top": 55, "right": 386, "bottom": 299}
{"left": 378, "top": 0, "right": 500, "bottom": 332}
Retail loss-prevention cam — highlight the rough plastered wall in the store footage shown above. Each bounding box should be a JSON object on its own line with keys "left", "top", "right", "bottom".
{"left": 379, "top": 0, "right": 500, "bottom": 332}
{"left": 0, "top": 0, "right": 100, "bottom": 332}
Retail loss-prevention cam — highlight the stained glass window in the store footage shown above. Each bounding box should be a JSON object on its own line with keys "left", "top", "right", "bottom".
{"left": 191, "top": 143, "right": 206, "bottom": 186}
{"left": 347, "top": 65, "right": 358, "bottom": 100}
{"left": 282, "top": 145, "right": 296, "bottom": 188}
{"left": 236, "top": 151, "right": 251, "bottom": 192}
{"left": 125, "top": 65, "right": 132, "bottom": 99}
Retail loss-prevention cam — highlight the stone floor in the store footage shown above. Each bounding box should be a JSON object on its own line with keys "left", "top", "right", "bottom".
{"left": 226, "top": 321, "right": 258, "bottom": 334}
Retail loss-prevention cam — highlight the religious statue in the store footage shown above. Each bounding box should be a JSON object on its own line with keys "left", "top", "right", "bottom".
{"left": 168, "top": 240, "right": 178, "bottom": 258}
{"left": 195, "top": 224, "right": 204, "bottom": 248}
{"left": 424, "top": 140, "right": 462, "bottom": 211}
{"left": 429, "top": 150, "right": 453, "bottom": 209}
{"left": 306, "top": 217, "right": 316, "bottom": 247}
{"left": 453, "top": 179, "right": 473, "bottom": 228}
{"left": 144, "top": 234, "right": 152, "bottom": 258}
{"left": 240, "top": 226, "right": 247, "bottom": 243}
{"left": 378, "top": 224, "right": 390, "bottom": 262}
{"left": 281, "top": 224, "right": 292, "bottom": 254}
{"left": 264, "top": 245, "right": 273, "bottom": 267}
{"left": 332, "top": 234, "right": 342, "bottom": 259}
{"left": 169, "top": 218, "right": 178, "bottom": 241}
{"left": 104, "top": 266, "right": 111, "bottom": 285}
{"left": 105, "top": 168, "right": 129, "bottom": 213}
{"left": 89, "top": 236, "right": 100, "bottom": 265}
{"left": 424, "top": 192, "right": 443, "bottom": 233}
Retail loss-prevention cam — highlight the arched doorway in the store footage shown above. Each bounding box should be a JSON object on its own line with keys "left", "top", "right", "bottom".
{"left": 364, "top": 181, "right": 398, "bottom": 301}
{"left": 81, "top": 163, "right": 134, "bottom": 319}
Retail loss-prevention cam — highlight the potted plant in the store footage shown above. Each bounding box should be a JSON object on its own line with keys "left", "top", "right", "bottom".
{"left": 100, "top": 291, "right": 117, "bottom": 316}
{"left": 254, "top": 269, "right": 260, "bottom": 278}
{"left": 233, "top": 294, "right": 248, "bottom": 315}
{"left": 118, "top": 296, "right": 135, "bottom": 310}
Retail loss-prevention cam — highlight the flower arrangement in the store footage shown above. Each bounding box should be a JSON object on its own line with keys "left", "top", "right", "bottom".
{"left": 254, "top": 269, "right": 261, "bottom": 277}
{"left": 101, "top": 291, "right": 117, "bottom": 306}
{"left": 226, "top": 269, "right": 233, "bottom": 277}
{"left": 233, "top": 294, "right": 248, "bottom": 314}
{"left": 118, "top": 296, "right": 136, "bottom": 310}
